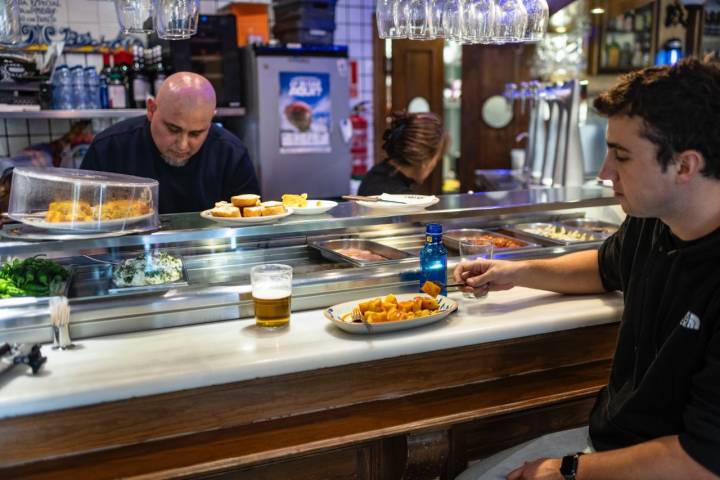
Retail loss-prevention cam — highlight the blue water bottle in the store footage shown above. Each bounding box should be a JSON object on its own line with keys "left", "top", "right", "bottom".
{"left": 419, "top": 223, "right": 448, "bottom": 296}
{"left": 52, "top": 65, "right": 73, "bottom": 110}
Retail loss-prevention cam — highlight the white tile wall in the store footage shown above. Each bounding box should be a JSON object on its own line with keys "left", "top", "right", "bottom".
{"left": 3, "top": 0, "right": 378, "bottom": 166}
{"left": 335, "top": 0, "right": 375, "bottom": 165}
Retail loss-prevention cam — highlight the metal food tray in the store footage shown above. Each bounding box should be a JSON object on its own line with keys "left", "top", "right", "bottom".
{"left": 444, "top": 229, "right": 540, "bottom": 251}
{"left": 557, "top": 218, "right": 619, "bottom": 237}
{"left": 108, "top": 255, "right": 189, "bottom": 294}
{"left": 506, "top": 222, "right": 605, "bottom": 245}
{"left": 309, "top": 239, "right": 414, "bottom": 266}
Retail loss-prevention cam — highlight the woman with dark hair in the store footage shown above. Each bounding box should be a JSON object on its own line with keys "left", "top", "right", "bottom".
{"left": 357, "top": 111, "right": 447, "bottom": 196}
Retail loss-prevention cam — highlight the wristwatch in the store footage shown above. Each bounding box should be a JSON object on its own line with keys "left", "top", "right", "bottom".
{"left": 560, "top": 452, "right": 584, "bottom": 480}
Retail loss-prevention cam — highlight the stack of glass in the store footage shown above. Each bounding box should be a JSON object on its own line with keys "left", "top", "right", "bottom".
{"left": 377, "top": 0, "right": 548, "bottom": 44}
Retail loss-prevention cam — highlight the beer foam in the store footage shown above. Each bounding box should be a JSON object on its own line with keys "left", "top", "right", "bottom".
{"left": 253, "top": 288, "right": 291, "bottom": 300}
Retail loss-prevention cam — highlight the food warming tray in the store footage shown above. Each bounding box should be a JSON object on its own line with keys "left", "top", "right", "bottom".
{"left": 505, "top": 222, "right": 606, "bottom": 245}
{"left": 310, "top": 239, "right": 414, "bottom": 266}
{"left": 443, "top": 229, "right": 541, "bottom": 251}
{"left": 557, "top": 218, "right": 619, "bottom": 237}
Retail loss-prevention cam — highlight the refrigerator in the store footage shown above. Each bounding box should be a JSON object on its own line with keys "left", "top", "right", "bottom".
{"left": 239, "top": 45, "right": 351, "bottom": 200}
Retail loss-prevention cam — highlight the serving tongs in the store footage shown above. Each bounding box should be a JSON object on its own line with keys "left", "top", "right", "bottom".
{"left": 0, "top": 342, "right": 47, "bottom": 376}
{"left": 342, "top": 195, "right": 413, "bottom": 205}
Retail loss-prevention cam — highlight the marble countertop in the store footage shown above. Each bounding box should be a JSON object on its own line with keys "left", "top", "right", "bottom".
{"left": 0, "top": 287, "right": 623, "bottom": 419}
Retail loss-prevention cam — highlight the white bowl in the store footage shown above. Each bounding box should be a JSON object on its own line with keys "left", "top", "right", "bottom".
{"left": 292, "top": 200, "right": 338, "bottom": 215}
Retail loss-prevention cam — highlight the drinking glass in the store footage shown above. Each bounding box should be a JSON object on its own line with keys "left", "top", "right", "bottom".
{"left": 523, "top": 0, "right": 548, "bottom": 42}
{"left": 493, "top": 0, "right": 527, "bottom": 43}
{"left": 114, "top": 0, "right": 155, "bottom": 34}
{"left": 251, "top": 264, "right": 292, "bottom": 328}
{"left": 442, "top": 0, "right": 464, "bottom": 42}
{"left": 462, "top": 0, "right": 496, "bottom": 44}
{"left": 429, "top": 0, "right": 445, "bottom": 38}
{"left": 408, "top": 0, "right": 435, "bottom": 39}
{"left": 458, "top": 238, "right": 494, "bottom": 299}
{"left": 0, "top": 0, "right": 21, "bottom": 45}
{"left": 377, "top": 0, "right": 402, "bottom": 38}
{"left": 155, "top": 0, "right": 200, "bottom": 40}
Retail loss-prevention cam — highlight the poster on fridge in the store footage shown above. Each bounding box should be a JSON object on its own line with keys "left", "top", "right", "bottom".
{"left": 278, "top": 72, "right": 332, "bottom": 154}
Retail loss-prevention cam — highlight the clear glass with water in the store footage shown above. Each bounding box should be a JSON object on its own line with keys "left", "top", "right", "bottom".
{"left": 458, "top": 238, "right": 494, "bottom": 299}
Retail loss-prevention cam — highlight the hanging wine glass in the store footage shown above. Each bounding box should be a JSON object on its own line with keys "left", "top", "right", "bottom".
{"left": 114, "top": 0, "right": 154, "bottom": 34}
{"left": 377, "top": 0, "right": 406, "bottom": 39}
{"left": 493, "top": 0, "right": 527, "bottom": 43}
{"left": 523, "top": 0, "right": 548, "bottom": 42}
{"left": 462, "top": 0, "right": 496, "bottom": 44}
{"left": 155, "top": 0, "right": 200, "bottom": 40}
{"left": 408, "top": 0, "right": 435, "bottom": 39}
{"left": 442, "top": 0, "right": 464, "bottom": 42}
{"left": 0, "top": 0, "right": 22, "bottom": 45}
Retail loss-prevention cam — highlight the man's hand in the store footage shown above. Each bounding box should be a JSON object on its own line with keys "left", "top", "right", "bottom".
{"left": 452, "top": 258, "right": 521, "bottom": 297}
{"left": 506, "top": 458, "right": 563, "bottom": 480}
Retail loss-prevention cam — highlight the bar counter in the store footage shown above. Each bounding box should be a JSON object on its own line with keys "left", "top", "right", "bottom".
{"left": 0, "top": 188, "right": 624, "bottom": 479}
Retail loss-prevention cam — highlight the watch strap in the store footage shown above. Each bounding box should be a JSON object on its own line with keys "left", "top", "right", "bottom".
{"left": 559, "top": 452, "right": 584, "bottom": 480}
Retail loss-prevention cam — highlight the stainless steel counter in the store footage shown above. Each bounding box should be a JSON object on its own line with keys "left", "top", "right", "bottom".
{"left": 0, "top": 187, "right": 619, "bottom": 344}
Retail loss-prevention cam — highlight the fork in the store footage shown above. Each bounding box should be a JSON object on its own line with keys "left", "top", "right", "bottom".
{"left": 351, "top": 306, "right": 372, "bottom": 333}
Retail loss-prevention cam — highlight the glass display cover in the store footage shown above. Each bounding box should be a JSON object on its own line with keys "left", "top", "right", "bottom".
{"left": 7, "top": 167, "right": 160, "bottom": 232}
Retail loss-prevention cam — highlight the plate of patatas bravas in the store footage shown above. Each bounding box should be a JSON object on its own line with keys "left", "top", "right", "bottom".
{"left": 324, "top": 292, "right": 458, "bottom": 334}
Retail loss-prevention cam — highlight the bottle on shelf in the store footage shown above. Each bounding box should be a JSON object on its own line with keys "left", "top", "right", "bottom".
{"left": 419, "top": 223, "right": 448, "bottom": 296}
{"left": 52, "top": 65, "right": 73, "bottom": 110}
{"left": 84, "top": 66, "right": 101, "bottom": 109}
{"left": 98, "top": 51, "right": 112, "bottom": 109}
{"left": 108, "top": 53, "right": 128, "bottom": 109}
{"left": 152, "top": 45, "right": 167, "bottom": 95}
{"left": 70, "top": 65, "right": 88, "bottom": 110}
{"left": 129, "top": 46, "right": 151, "bottom": 108}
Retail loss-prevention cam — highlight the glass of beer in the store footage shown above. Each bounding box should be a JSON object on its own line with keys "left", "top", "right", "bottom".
{"left": 251, "top": 264, "right": 292, "bottom": 328}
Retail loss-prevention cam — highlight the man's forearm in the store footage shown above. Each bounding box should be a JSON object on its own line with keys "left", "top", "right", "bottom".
{"left": 578, "top": 436, "right": 717, "bottom": 480}
{"left": 514, "top": 249, "right": 606, "bottom": 294}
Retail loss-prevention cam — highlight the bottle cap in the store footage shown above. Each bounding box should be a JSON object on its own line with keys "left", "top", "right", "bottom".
{"left": 425, "top": 223, "right": 442, "bottom": 235}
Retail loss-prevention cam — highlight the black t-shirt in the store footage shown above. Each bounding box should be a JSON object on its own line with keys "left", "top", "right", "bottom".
{"left": 592, "top": 216, "right": 720, "bottom": 476}
{"left": 80, "top": 116, "right": 260, "bottom": 214}
{"left": 357, "top": 161, "right": 416, "bottom": 196}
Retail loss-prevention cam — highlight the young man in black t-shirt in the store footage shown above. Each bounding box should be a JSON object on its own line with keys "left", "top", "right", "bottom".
{"left": 81, "top": 72, "right": 259, "bottom": 214}
{"left": 454, "top": 59, "right": 720, "bottom": 480}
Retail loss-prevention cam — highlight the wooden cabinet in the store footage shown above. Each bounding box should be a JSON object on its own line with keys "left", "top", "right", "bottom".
{"left": 589, "top": 1, "right": 659, "bottom": 75}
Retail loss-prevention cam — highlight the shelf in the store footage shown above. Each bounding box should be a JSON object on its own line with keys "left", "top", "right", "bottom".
{"left": 0, "top": 107, "right": 246, "bottom": 119}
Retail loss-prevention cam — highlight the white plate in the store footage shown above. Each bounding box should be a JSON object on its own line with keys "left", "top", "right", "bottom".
{"left": 200, "top": 208, "right": 294, "bottom": 225}
{"left": 292, "top": 200, "right": 338, "bottom": 215}
{"left": 324, "top": 293, "right": 457, "bottom": 335}
{"left": 356, "top": 195, "right": 440, "bottom": 213}
{"left": 13, "top": 211, "right": 155, "bottom": 232}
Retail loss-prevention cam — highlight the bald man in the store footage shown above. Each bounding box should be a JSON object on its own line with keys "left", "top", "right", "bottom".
{"left": 81, "top": 72, "right": 259, "bottom": 214}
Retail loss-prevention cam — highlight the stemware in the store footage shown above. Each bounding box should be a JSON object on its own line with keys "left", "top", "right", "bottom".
{"left": 523, "top": 0, "right": 549, "bottom": 42}
{"left": 154, "top": 0, "right": 200, "bottom": 40}
{"left": 0, "top": 0, "right": 21, "bottom": 45}
{"left": 114, "top": 0, "right": 154, "bottom": 34}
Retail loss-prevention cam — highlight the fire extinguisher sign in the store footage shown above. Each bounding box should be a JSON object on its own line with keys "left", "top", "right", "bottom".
{"left": 278, "top": 71, "right": 332, "bottom": 154}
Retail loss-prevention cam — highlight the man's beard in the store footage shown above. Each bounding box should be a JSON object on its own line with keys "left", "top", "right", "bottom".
{"left": 161, "top": 154, "right": 190, "bottom": 167}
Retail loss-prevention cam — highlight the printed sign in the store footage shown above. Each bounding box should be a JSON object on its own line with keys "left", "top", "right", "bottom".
{"left": 279, "top": 72, "right": 331, "bottom": 154}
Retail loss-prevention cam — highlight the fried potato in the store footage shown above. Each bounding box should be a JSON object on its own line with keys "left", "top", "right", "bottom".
{"left": 349, "top": 294, "right": 442, "bottom": 325}
{"left": 421, "top": 280, "right": 442, "bottom": 298}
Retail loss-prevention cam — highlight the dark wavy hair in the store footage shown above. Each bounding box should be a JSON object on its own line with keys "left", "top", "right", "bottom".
{"left": 593, "top": 57, "right": 720, "bottom": 179}
{"left": 381, "top": 111, "right": 446, "bottom": 167}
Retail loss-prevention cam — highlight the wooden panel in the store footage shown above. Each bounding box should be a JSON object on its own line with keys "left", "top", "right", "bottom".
{"left": 460, "top": 45, "right": 535, "bottom": 191}
{"left": 0, "top": 361, "right": 611, "bottom": 480}
{"left": 447, "top": 397, "right": 596, "bottom": 478}
{"left": 391, "top": 39, "right": 444, "bottom": 195}
{"left": 0, "top": 324, "right": 618, "bottom": 479}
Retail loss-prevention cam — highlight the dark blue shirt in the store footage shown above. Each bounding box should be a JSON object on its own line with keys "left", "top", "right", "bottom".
{"left": 80, "top": 116, "right": 260, "bottom": 214}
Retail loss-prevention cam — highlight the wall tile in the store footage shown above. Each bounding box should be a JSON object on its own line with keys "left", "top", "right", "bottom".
{"left": 97, "top": 0, "right": 116, "bottom": 23}
{"left": 6, "top": 120, "right": 27, "bottom": 135}
{"left": 8, "top": 137, "right": 30, "bottom": 156}
{"left": 30, "top": 135, "right": 52, "bottom": 145}
{"left": 28, "top": 120, "right": 50, "bottom": 135}
{"left": 66, "top": 0, "right": 99, "bottom": 23}
{"left": 0, "top": 141, "right": 8, "bottom": 157}
{"left": 0, "top": 120, "right": 7, "bottom": 136}
{"left": 50, "top": 120, "right": 71, "bottom": 133}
